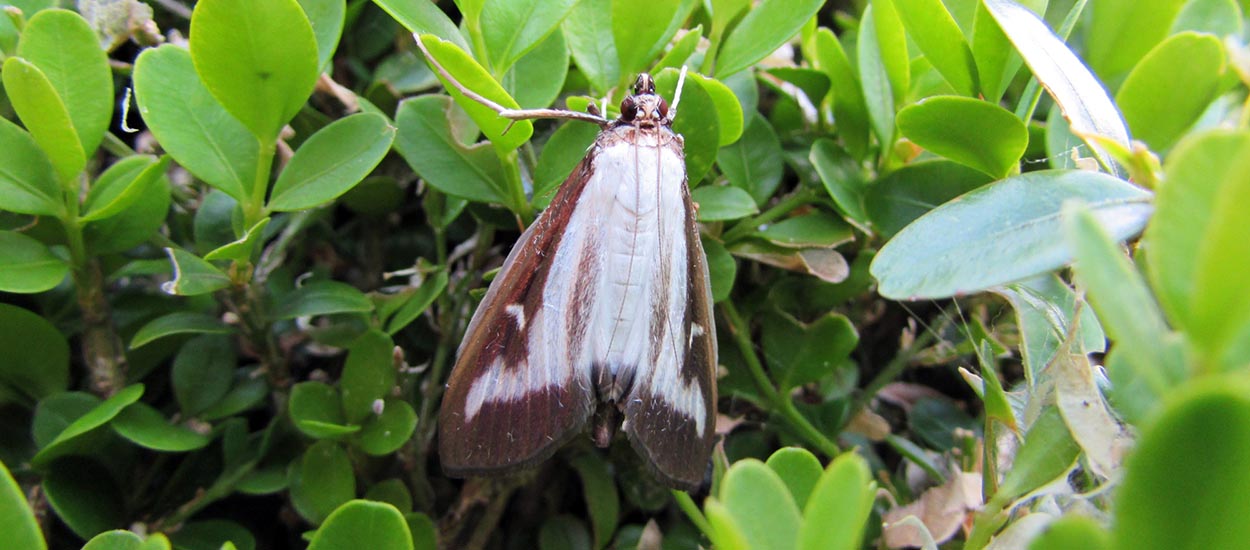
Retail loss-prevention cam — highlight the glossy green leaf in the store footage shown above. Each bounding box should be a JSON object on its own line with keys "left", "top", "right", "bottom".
{"left": 972, "top": 0, "right": 1046, "bottom": 103}
{"left": 272, "top": 281, "right": 375, "bottom": 321}
{"left": 891, "top": 0, "right": 977, "bottom": 96}
{"left": 810, "top": 139, "right": 868, "bottom": 225}
{"left": 296, "top": 0, "right": 345, "bottom": 70}
{"left": 31, "top": 392, "right": 100, "bottom": 449}
{"left": 481, "top": 0, "right": 577, "bottom": 73}
{"left": 798, "top": 452, "right": 875, "bottom": 550}
{"left": 133, "top": 44, "right": 257, "bottom": 202}
{"left": 539, "top": 514, "right": 592, "bottom": 550}
{"left": 290, "top": 381, "right": 354, "bottom": 439}
{"left": 871, "top": 170, "right": 1153, "bottom": 300}
{"left": 1115, "top": 32, "right": 1225, "bottom": 151}
{"left": 1112, "top": 377, "right": 1250, "bottom": 550}
{"left": 84, "top": 165, "right": 171, "bottom": 255}
{"left": 269, "top": 112, "right": 396, "bottom": 211}
{"left": 341, "top": 330, "right": 396, "bottom": 424}
{"left": 364, "top": 479, "right": 413, "bottom": 515}
{"left": 995, "top": 275, "right": 1105, "bottom": 385}
{"left": 864, "top": 160, "right": 992, "bottom": 239}
{"left": 502, "top": 28, "right": 569, "bottom": 110}
{"left": 203, "top": 217, "right": 270, "bottom": 262}
{"left": 2, "top": 57, "right": 85, "bottom": 182}
{"left": 1145, "top": 131, "right": 1250, "bottom": 363}
{"left": 162, "top": 248, "right": 231, "bottom": 296}
{"left": 1171, "top": 0, "right": 1243, "bottom": 36}
{"left": 983, "top": 0, "right": 1130, "bottom": 174}
{"left": 15, "top": 8, "right": 112, "bottom": 159}
{"left": 82, "top": 156, "right": 170, "bottom": 222}
{"left": 533, "top": 120, "right": 600, "bottom": 208}
{"left": 757, "top": 213, "right": 853, "bottom": 249}
{"left": 762, "top": 312, "right": 857, "bottom": 390}
{"left": 993, "top": 406, "right": 1079, "bottom": 505}
{"left": 0, "top": 230, "right": 67, "bottom": 293}
{"left": 199, "top": 370, "right": 268, "bottom": 421}
{"left": 189, "top": 0, "right": 319, "bottom": 140}
{"left": 394, "top": 95, "right": 507, "bottom": 203}
{"left": 690, "top": 73, "right": 743, "bottom": 147}
{"left": 372, "top": 0, "right": 469, "bottom": 51}
{"left": 702, "top": 236, "right": 736, "bottom": 303}
{"left": 691, "top": 186, "right": 758, "bottom": 222}
{"left": 33, "top": 384, "right": 143, "bottom": 466}
{"left": 570, "top": 453, "right": 619, "bottom": 549}
{"left": 82, "top": 530, "right": 143, "bottom": 550}
{"left": 653, "top": 22, "right": 702, "bottom": 71}
{"left": 764, "top": 448, "right": 823, "bottom": 509}
{"left": 715, "top": 0, "right": 823, "bottom": 77}
{"left": 562, "top": 0, "right": 618, "bottom": 94}
{"left": 111, "top": 401, "right": 211, "bottom": 452}
{"left": 309, "top": 500, "right": 412, "bottom": 550}
{"left": 897, "top": 97, "right": 1028, "bottom": 178}
{"left": 406, "top": 512, "right": 438, "bottom": 550}
{"left": 42, "top": 457, "right": 124, "bottom": 539}
{"left": 0, "top": 117, "right": 62, "bottom": 216}
{"left": 1029, "top": 516, "right": 1110, "bottom": 550}
{"left": 356, "top": 398, "right": 417, "bottom": 455}
{"left": 383, "top": 270, "right": 449, "bottom": 335}
{"left": 814, "top": 28, "right": 870, "bottom": 160}
{"left": 0, "top": 458, "right": 45, "bottom": 550}
{"left": 166, "top": 519, "right": 255, "bottom": 550}
{"left": 655, "top": 68, "right": 719, "bottom": 183}
{"left": 418, "top": 34, "right": 533, "bottom": 152}
{"left": 704, "top": 498, "right": 750, "bottom": 550}
{"left": 611, "top": 0, "right": 679, "bottom": 78}
{"left": 1086, "top": 0, "right": 1187, "bottom": 80}
{"left": 296, "top": 441, "right": 357, "bottom": 524}
{"left": 718, "top": 114, "right": 783, "bottom": 206}
{"left": 172, "top": 335, "right": 235, "bottom": 417}
{"left": 720, "top": 459, "right": 802, "bottom": 550}
{"left": 857, "top": 7, "right": 897, "bottom": 150}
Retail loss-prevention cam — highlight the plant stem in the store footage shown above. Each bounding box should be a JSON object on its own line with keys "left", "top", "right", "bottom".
{"left": 673, "top": 490, "right": 713, "bottom": 537}
{"left": 721, "top": 187, "right": 820, "bottom": 244}
{"left": 63, "top": 180, "right": 126, "bottom": 397}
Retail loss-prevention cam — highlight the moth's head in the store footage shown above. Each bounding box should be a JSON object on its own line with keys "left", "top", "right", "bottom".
{"left": 619, "top": 73, "right": 669, "bottom": 128}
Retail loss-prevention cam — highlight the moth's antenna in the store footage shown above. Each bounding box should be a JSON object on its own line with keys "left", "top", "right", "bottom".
{"left": 669, "top": 66, "right": 689, "bottom": 122}
{"left": 414, "top": 34, "right": 610, "bottom": 127}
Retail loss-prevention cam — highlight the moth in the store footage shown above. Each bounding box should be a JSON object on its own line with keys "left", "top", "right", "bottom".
{"left": 418, "top": 37, "right": 717, "bottom": 490}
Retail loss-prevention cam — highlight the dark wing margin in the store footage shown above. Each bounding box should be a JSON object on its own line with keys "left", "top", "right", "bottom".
{"left": 438, "top": 150, "right": 600, "bottom": 477}
{"left": 623, "top": 182, "right": 718, "bottom": 490}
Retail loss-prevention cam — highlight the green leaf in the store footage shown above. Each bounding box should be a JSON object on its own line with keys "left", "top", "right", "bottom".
{"left": 897, "top": 97, "right": 1028, "bottom": 178}
{"left": 810, "top": 139, "right": 868, "bottom": 225}
{"left": 718, "top": 114, "right": 783, "bottom": 206}
{"left": 503, "top": 27, "right": 569, "bottom": 110}
{"left": 720, "top": 459, "right": 802, "bottom": 550}
{"left": 612, "top": 0, "right": 679, "bottom": 78}
{"left": 32, "top": 392, "right": 100, "bottom": 450}
{"left": 563, "top": 0, "right": 618, "bottom": 93}
{"left": 757, "top": 213, "right": 853, "bottom": 249}
{"left": 1171, "top": 0, "right": 1243, "bottom": 36}
{"left": 533, "top": 121, "right": 600, "bottom": 208}
{"left": 340, "top": 330, "right": 396, "bottom": 424}
{"left": 85, "top": 165, "right": 171, "bottom": 255}
{"left": 689, "top": 73, "right": 743, "bottom": 147}
{"left": 972, "top": 0, "right": 1045, "bottom": 103}
{"left": 290, "top": 381, "right": 354, "bottom": 439}
{"left": 395, "top": 95, "right": 507, "bottom": 203}
{"left": 702, "top": 236, "right": 736, "bottom": 303}
{"left": 715, "top": 0, "right": 824, "bottom": 77}
{"left": 891, "top": 0, "right": 977, "bottom": 96}
{"left": 1086, "top": 0, "right": 1187, "bottom": 80}
{"left": 764, "top": 448, "right": 823, "bottom": 509}
{"left": 481, "top": 0, "right": 578, "bottom": 74}
{"left": 1145, "top": 130, "right": 1250, "bottom": 364}
{"left": 203, "top": 217, "right": 270, "bottom": 262}
{"left": 655, "top": 67, "right": 719, "bottom": 183}
{"left": 864, "top": 160, "right": 992, "bottom": 239}
{"left": 129, "top": 312, "right": 232, "bottom": 350}
{"left": 356, "top": 398, "right": 417, "bottom": 455}
{"left": 0, "top": 458, "right": 45, "bottom": 550}
{"left": 797, "top": 452, "right": 875, "bottom": 550}
{"left": 983, "top": 0, "right": 1130, "bottom": 174}
{"left": 2, "top": 57, "right": 86, "bottom": 182}
{"left": 296, "top": 0, "right": 345, "bottom": 71}
{"left": 172, "top": 334, "right": 235, "bottom": 417}
{"left": 383, "top": 270, "right": 449, "bottom": 335}
{"left": 82, "top": 531, "right": 143, "bottom": 550}
{"left": 15, "top": 8, "right": 112, "bottom": 159}
{"left": 539, "top": 515, "right": 592, "bottom": 550}
{"left": 294, "top": 441, "right": 357, "bottom": 524}
{"left": 167, "top": 519, "right": 256, "bottom": 550}
{"left": 993, "top": 406, "right": 1079, "bottom": 505}
{"left": 995, "top": 275, "right": 1105, "bottom": 385}
{"left": 871, "top": 170, "right": 1153, "bottom": 300}
{"left": 691, "top": 186, "right": 758, "bottom": 222}
{"left": 704, "top": 498, "right": 750, "bottom": 550}
{"left": 33, "top": 384, "right": 144, "bottom": 466}
{"left": 0, "top": 303, "right": 67, "bottom": 401}
{"left": 872, "top": 0, "right": 909, "bottom": 107}
{"left": 569, "top": 453, "right": 620, "bottom": 549}
{"left": 0, "top": 230, "right": 67, "bottom": 293}
{"left": 162, "top": 248, "right": 231, "bottom": 296}
{"left": 42, "top": 457, "right": 124, "bottom": 539}
{"left": 814, "top": 28, "right": 870, "bottom": 160}
{"left": 0, "top": 117, "right": 62, "bottom": 216}
{"left": 82, "top": 156, "right": 170, "bottom": 222}
{"left": 856, "top": 8, "right": 896, "bottom": 150}
{"left": 189, "top": 0, "right": 319, "bottom": 140}
{"left": 272, "top": 281, "right": 375, "bottom": 321}
{"left": 1029, "top": 516, "right": 1110, "bottom": 550}
{"left": 308, "top": 500, "right": 412, "bottom": 550}
{"left": 364, "top": 479, "right": 413, "bottom": 515}
{"left": 200, "top": 370, "right": 269, "bottom": 421}
{"left": 269, "top": 112, "right": 396, "bottom": 211}
{"left": 372, "top": 0, "right": 470, "bottom": 52}
{"left": 133, "top": 44, "right": 257, "bottom": 202}
{"left": 1112, "top": 377, "right": 1250, "bottom": 550}
{"left": 653, "top": 22, "right": 703, "bottom": 72}
{"left": 111, "top": 402, "right": 211, "bottom": 452}
{"left": 762, "top": 312, "right": 858, "bottom": 390}
{"left": 1115, "top": 32, "right": 1225, "bottom": 151}
{"left": 418, "top": 34, "right": 533, "bottom": 152}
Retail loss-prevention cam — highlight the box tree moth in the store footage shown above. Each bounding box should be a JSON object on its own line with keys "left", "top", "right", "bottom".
{"left": 417, "top": 38, "right": 717, "bottom": 490}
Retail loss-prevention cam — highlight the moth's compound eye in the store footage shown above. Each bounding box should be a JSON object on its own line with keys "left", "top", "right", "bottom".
{"left": 621, "top": 97, "right": 638, "bottom": 121}
{"left": 658, "top": 98, "right": 669, "bottom": 120}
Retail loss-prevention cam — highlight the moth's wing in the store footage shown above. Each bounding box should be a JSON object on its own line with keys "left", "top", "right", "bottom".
{"left": 623, "top": 178, "right": 718, "bottom": 490}
{"left": 439, "top": 153, "right": 599, "bottom": 477}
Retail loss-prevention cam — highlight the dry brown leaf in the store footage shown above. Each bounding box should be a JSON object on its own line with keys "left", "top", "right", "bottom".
{"left": 883, "top": 472, "right": 983, "bottom": 548}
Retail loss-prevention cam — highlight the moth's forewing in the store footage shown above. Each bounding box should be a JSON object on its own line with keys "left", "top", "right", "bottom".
{"left": 438, "top": 158, "right": 598, "bottom": 476}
